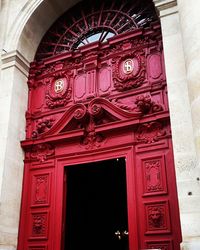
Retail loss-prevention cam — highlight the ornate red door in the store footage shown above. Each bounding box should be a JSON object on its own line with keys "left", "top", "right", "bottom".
{"left": 18, "top": 1, "right": 182, "bottom": 250}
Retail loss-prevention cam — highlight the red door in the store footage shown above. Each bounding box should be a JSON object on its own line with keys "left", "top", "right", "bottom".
{"left": 18, "top": 1, "right": 182, "bottom": 249}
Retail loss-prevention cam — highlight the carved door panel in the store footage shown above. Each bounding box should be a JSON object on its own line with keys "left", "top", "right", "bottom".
{"left": 135, "top": 129, "right": 182, "bottom": 249}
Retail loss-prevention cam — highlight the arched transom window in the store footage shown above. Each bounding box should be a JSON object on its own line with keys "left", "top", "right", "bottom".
{"left": 35, "top": 0, "right": 158, "bottom": 60}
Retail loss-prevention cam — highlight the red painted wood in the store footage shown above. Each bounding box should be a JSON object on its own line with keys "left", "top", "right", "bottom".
{"left": 18, "top": 21, "right": 182, "bottom": 250}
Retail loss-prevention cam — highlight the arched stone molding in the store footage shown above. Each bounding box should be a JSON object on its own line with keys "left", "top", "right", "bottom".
{"left": 0, "top": 0, "right": 199, "bottom": 249}
{"left": 2, "top": 0, "right": 80, "bottom": 62}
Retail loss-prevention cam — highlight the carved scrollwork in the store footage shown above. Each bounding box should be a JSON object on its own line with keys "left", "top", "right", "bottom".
{"left": 31, "top": 143, "right": 55, "bottom": 162}
{"left": 111, "top": 94, "right": 163, "bottom": 115}
{"left": 88, "top": 103, "right": 103, "bottom": 118}
{"left": 136, "top": 122, "right": 167, "bottom": 144}
{"left": 112, "top": 51, "right": 145, "bottom": 91}
{"left": 73, "top": 104, "right": 87, "bottom": 120}
{"left": 45, "top": 71, "right": 72, "bottom": 109}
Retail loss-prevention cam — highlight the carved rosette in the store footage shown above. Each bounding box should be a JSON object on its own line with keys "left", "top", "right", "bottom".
{"left": 31, "top": 143, "right": 55, "bottom": 162}
{"left": 136, "top": 122, "right": 167, "bottom": 144}
{"left": 45, "top": 71, "right": 72, "bottom": 108}
{"left": 112, "top": 51, "right": 145, "bottom": 91}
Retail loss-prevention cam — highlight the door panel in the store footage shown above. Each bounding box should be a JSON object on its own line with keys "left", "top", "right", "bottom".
{"left": 135, "top": 138, "right": 182, "bottom": 250}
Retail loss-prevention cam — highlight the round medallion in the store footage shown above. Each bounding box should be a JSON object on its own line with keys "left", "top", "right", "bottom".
{"left": 123, "top": 59, "right": 134, "bottom": 75}
{"left": 54, "top": 79, "right": 64, "bottom": 93}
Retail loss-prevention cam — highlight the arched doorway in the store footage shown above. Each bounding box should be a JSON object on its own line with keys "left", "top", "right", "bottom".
{"left": 18, "top": 1, "right": 182, "bottom": 249}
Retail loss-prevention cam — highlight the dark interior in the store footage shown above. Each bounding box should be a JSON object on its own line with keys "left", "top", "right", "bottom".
{"left": 64, "top": 158, "right": 129, "bottom": 250}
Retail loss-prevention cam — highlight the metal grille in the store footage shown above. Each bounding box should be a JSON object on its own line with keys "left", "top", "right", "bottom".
{"left": 35, "top": 0, "right": 158, "bottom": 61}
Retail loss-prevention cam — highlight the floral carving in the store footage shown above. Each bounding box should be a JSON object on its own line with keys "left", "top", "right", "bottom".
{"left": 32, "top": 117, "right": 55, "bottom": 138}
{"left": 45, "top": 71, "right": 72, "bottom": 109}
{"left": 32, "top": 213, "right": 47, "bottom": 236}
{"left": 112, "top": 52, "right": 145, "bottom": 91}
{"left": 136, "top": 122, "right": 167, "bottom": 144}
{"left": 31, "top": 143, "right": 54, "bottom": 162}
{"left": 135, "top": 94, "right": 163, "bottom": 114}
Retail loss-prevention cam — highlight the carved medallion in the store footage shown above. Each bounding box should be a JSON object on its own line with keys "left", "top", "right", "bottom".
{"left": 112, "top": 52, "right": 145, "bottom": 91}
{"left": 45, "top": 71, "right": 72, "bottom": 109}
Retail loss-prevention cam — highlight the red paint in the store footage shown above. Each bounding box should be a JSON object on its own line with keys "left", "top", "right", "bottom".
{"left": 18, "top": 22, "right": 182, "bottom": 250}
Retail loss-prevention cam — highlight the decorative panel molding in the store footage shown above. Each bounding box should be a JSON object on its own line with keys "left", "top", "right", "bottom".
{"left": 98, "top": 67, "right": 112, "bottom": 94}
{"left": 31, "top": 173, "right": 51, "bottom": 207}
{"left": 74, "top": 74, "right": 87, "bottom": 100}
{"left": 142, "top": 155, "right": 168, "bottom": 196}
{"left": 148, "top": 53, "right": 163, "bottom": 82}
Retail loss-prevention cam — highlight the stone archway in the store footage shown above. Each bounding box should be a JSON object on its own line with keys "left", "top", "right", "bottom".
{"left": 0, "top": 0, "right": 199, "bottom": 249}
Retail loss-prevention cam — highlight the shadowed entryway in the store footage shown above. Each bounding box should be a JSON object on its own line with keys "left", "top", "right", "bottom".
{"left": 64, "top": 158, "right": 129, "bottom": 250}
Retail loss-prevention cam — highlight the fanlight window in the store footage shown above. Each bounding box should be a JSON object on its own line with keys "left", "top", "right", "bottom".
{"left": 35, "top": 0, "right": 158, "bottom": 61}
{"left": 77, "top": 31, "right": 115, "bottom": 48}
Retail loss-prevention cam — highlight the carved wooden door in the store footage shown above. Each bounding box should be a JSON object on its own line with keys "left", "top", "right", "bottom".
{"left": 18, "top": 1, "right": 182, "bottom": 250}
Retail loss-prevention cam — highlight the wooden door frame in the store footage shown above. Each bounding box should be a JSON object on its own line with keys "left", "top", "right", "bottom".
{"left": 54, "top": 145, "right": 138, "bottom": 250}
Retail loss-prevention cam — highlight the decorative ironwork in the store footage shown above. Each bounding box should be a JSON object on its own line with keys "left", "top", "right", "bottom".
{"left": 35, "top": 0, "right": 158, "bottom": 60}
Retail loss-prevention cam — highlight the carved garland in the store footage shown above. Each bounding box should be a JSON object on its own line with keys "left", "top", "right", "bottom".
{"left": 31, "top": 143, "right": 55, "bottom": 162}
{"left": 136, "top": 122, "right": 167, "bottom": 144}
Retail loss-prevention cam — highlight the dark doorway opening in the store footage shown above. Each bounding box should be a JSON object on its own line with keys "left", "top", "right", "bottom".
{"left": 64, "top": 158, "right": 129, "bottom": 250}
